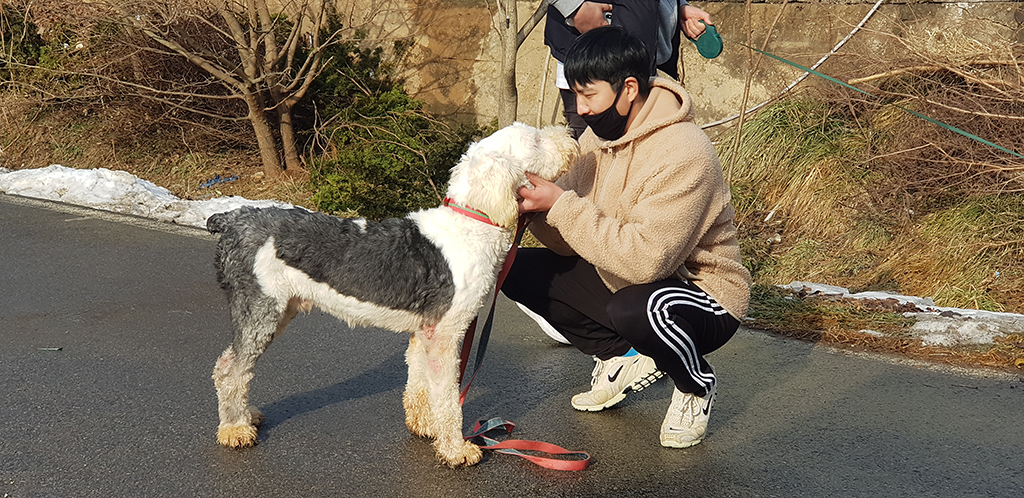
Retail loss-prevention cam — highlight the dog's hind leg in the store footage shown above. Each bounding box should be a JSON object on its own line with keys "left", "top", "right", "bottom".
{"left": 404, "top": 331, "right": 435, "bottom": 438}
{"left": 212, "top": 291, "right": 286, "bottom": 448}
{"left": 415, "top": 323, "right": 483, "bottom": 467}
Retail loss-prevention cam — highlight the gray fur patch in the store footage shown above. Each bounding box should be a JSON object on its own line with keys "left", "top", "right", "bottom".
{"left": 210, "top": 207, "right": 455, "bottom": 321}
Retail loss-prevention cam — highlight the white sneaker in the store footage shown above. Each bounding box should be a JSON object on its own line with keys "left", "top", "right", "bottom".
{"left": 516, "top": 302, "right": 571, "bottom": 344}
{"left": 571, "top": 354, "right": 663, "bottom": 411}
{"left": 660, "top": 383, "right": 716, "bottom": 448}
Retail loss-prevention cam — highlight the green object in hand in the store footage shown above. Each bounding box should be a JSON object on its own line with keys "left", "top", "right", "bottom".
{"left": 689, "top": 21, "right": 723, "bottom": 59}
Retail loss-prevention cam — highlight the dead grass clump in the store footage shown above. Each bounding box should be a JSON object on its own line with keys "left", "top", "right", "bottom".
{"left": 846, "top": 15, "right": 1024, "bottom": 197}
{"left": 875, "top": 195, "right": 1024, "bottom": 311}
{"left": 747, "top": 285, "right": 1024, "bottom": 373}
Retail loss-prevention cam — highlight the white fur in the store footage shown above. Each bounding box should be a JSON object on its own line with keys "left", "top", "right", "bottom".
{"left": 211, "top": 123, "right": 578, "bottom": 468}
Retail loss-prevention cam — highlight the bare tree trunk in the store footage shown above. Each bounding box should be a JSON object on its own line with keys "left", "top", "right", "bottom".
{"left": 497, "top": 1, "right": 548, "bottom": 127}
{"left": 497, "top": 0, "right": 519, "bottom": 127}
{"left": 244, "top": 92, "right": 284, "bottom": 177}
{"left": 112, "top": 0, "right": 334, "bottom": 178}
{"left": 277, "top": 101, "right": 304, "bottom": 174}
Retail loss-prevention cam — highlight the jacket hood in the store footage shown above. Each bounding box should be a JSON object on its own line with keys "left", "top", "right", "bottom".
{"left": 583, "top": 77, "right": 695, "bottom": 149}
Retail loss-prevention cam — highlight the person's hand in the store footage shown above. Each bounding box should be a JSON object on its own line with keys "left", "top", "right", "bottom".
{"left": 572, "top": 2, "right": 612, "bottom": 33}
{"left": 517, "top": 172, "right": 565, "bottom": 213}
{"left": 680, "top": 5, "right": 712, "bottom": 40}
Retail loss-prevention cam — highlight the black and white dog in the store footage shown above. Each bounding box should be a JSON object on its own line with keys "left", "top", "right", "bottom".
{"left": 207, "top": 123, "right": 577, "bottom": 467}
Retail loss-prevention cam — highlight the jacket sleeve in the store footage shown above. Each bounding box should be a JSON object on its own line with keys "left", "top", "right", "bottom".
{"left": 550, "top": 0, "right": 584, "bottom": 18}
{"left": 524, "top": 150, "right": 589, "bottom": 256}
{"left": 544, "top": 147, "right": 727, "bottom": 284}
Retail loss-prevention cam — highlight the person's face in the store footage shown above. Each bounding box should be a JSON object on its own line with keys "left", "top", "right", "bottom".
{"left": 572, "top": 77, "right": 638, "bottom": 117}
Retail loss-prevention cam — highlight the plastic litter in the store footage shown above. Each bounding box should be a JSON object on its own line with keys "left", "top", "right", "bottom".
{"left": 199, "top": 174, "right": 239, "bottom": 189}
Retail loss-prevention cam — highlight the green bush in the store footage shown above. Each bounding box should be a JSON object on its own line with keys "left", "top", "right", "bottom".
{"left": 303, "top": 30, "right": 482, "bottom": 220}
{"left": 0, "top": 5, "right": 46, "bottom": 81}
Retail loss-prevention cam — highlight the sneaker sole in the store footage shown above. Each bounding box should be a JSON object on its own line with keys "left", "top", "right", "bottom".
{"left": 571, "top": 391, "right": 628, "bottom": 412}
{"left": 570, "top": 370, "right": 665, "bottom": 412}
{"left": 660, "top": 436, "right": 703, "bottom": 448}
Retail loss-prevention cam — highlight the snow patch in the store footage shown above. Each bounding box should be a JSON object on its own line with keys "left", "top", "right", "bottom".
{"left": 781, "top": 281, "right": 1024, "bottom": 346}
{"left": 0, "top": 165, "right": 296, "bottom": 229}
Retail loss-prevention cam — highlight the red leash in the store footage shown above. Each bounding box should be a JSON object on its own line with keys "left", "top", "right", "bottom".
{"left": 456, "top": 215, "right": 591, "bottom": 471}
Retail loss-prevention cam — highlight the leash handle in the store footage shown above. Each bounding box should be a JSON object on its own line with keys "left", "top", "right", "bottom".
{"left": 465, "top": 418, "right": 591, "bottom": 471}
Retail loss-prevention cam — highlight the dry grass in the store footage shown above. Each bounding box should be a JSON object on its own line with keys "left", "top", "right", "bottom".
{"left": 0, "top": 89, "right": 315, "bottom": 209}
{"left": 721, "top": 15, "right": 1024, "bottom": 314}
{"left": 748, "top": 285, "right": 1024, "bottom": 373}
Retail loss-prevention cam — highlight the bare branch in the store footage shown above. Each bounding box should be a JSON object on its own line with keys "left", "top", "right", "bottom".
{"left": 517, "top": 1, "right": 548, "bottom": 48}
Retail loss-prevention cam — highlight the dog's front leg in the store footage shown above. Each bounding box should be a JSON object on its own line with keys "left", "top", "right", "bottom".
{"left": 417, "top": 326, "right": 482, "bottom": 467}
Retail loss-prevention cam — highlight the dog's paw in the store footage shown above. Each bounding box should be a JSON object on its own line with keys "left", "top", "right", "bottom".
{"left": 405, "top": 415, "right": 433, "bottom": 438}
{"left": 248, "top": 406, "right": 265, "bottom": 427}
{"left": 403, "top": 389, "right": 433, "bottom": 437}
{"left": 436, "top": 439, "right": 483, "bottom": 468}
{"left": 217, "top": 423, "right": 258, "bottom": 448}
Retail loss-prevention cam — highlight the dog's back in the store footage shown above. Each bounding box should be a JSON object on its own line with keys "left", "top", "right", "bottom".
{"left": 207, "top": 207, "right": 457, "bottom": 322}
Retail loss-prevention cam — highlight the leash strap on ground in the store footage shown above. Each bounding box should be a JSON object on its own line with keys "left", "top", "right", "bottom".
{"left": 724, "top": 37, "right": 1024, "bottom": 160}
{"left": 464, "top": 418, "right": 592, "bottom": 471}
{"left": 456, "top": 215, "right": 590, "bottom": 470}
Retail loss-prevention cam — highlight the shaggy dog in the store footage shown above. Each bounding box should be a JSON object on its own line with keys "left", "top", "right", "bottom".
{"left": 207, "top": 123, "right": 577, "bottom": 467}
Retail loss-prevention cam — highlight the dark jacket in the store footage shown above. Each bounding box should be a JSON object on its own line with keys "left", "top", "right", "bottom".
{"left": 544, "top": 0, "right": 661, "bottom": 68}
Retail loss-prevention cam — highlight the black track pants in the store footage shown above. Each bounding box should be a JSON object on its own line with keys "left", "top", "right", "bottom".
{"left": 502, "top": 248, "right": 739, "bottom": 396}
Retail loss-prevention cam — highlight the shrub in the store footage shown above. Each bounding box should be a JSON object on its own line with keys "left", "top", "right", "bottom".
{"left": 303, "top": 34, "right": 483, "bottom": 220}
{"left": 0, "top": 5, "right": 46, "bottom": 81}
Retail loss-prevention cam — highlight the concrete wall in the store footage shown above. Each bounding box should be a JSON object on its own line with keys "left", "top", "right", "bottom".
{"left": 341, "top": 1, "right": 1023, "bottom": 130}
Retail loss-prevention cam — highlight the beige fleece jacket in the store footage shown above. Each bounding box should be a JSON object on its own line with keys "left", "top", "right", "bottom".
{"left": 529, "top": 77, "right": 751, "bottom": 319}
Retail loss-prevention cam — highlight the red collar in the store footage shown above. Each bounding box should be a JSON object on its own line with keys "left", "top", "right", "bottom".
{"left": 443, "top": 197, "right": 499, "bottom": 226}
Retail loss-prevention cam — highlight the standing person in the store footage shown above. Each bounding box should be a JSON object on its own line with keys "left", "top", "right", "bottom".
{"left": 503, "top": 26, "right": 750, "bottom": 448}
{"left": 545, "top": 0, "right": 712, "bottom": 138}
{"left": 657, "top": 0, "right": 714, "bottom": 80}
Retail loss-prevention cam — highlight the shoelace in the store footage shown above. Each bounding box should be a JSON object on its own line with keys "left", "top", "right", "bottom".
{"left": 588, "top": 357, "right": 605, "bottom": 388}
{"left": 666, "top": 392, "right": 698, "bottom": 428}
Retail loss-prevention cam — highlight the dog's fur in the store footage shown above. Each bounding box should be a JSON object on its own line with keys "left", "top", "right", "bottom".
{"left": 207, "top": 123, "right": 577, "bottom": 467}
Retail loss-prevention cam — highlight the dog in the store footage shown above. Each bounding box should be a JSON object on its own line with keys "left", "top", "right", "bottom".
{"left": 206, "top": 122, "right": 577, "bottom": 467}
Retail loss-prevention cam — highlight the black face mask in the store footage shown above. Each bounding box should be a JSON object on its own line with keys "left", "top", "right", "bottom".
{"left": 580, "top": 83, "right": 633, "bottom": 141}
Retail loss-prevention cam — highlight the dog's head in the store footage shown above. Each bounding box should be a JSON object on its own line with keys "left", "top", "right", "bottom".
{"left": 447, "top": 122, "right": 578, "bottom": 229}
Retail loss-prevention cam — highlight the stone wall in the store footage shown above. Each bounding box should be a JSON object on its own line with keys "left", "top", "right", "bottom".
{"left": 340, "top": 1, "right": 1023, "bottom": 129}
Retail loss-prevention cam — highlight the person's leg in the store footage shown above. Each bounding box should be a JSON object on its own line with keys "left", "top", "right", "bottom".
{"left": 502, "top": 248, "right": 628, "bottom": 358}
{"left": 558, "top": 89, "right": 589, "bottom": 140}
{"left": 607, "top": 279, "right": 738, "bottom": 395}
{"left": 501, "top": 248, "right": 663, "bottom": 410}
{"left": 606, "top": 279, "right": 739, "bottom": 447}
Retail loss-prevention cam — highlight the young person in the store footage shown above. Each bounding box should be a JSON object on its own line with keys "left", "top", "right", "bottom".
{"left": 544, "top": 0, "right": 713, "bottom": 138}
{"left": 502, "top": 26, "right": 750, "bottom": 448}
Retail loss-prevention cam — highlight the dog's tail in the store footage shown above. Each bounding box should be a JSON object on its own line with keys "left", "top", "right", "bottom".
{"left": 206, "top": 209, "right": 243, "bottom": 234}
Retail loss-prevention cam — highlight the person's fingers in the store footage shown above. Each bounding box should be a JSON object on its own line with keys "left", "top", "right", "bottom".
{"left": 574, "top": 2, "right": 613, "bottom": 33}
{"left": 681, "top": 6, "right": 712, "bottom": 39}
{"left": 684, "top": 20, "right": 706, "bottom": 39}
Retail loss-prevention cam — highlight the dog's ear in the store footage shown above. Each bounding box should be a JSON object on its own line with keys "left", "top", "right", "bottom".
{"left": 533, "top": 125, "right": 579, "bottom": 180}
{"left": 456, "top": 152, "right": 520, "bottom": 229}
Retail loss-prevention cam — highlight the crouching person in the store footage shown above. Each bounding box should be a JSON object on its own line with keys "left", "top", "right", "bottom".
{"left": 502, "top": 26, "right": 751, "bottom": 448}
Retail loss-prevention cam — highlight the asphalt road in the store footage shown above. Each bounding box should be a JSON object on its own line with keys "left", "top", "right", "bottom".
{"left": 2, "top": 193, "right": 1023, "bottom": 498}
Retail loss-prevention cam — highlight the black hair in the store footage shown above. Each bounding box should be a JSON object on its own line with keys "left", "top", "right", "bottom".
{"left": 564, "top": 26, "right": 653, "bottom": 97}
